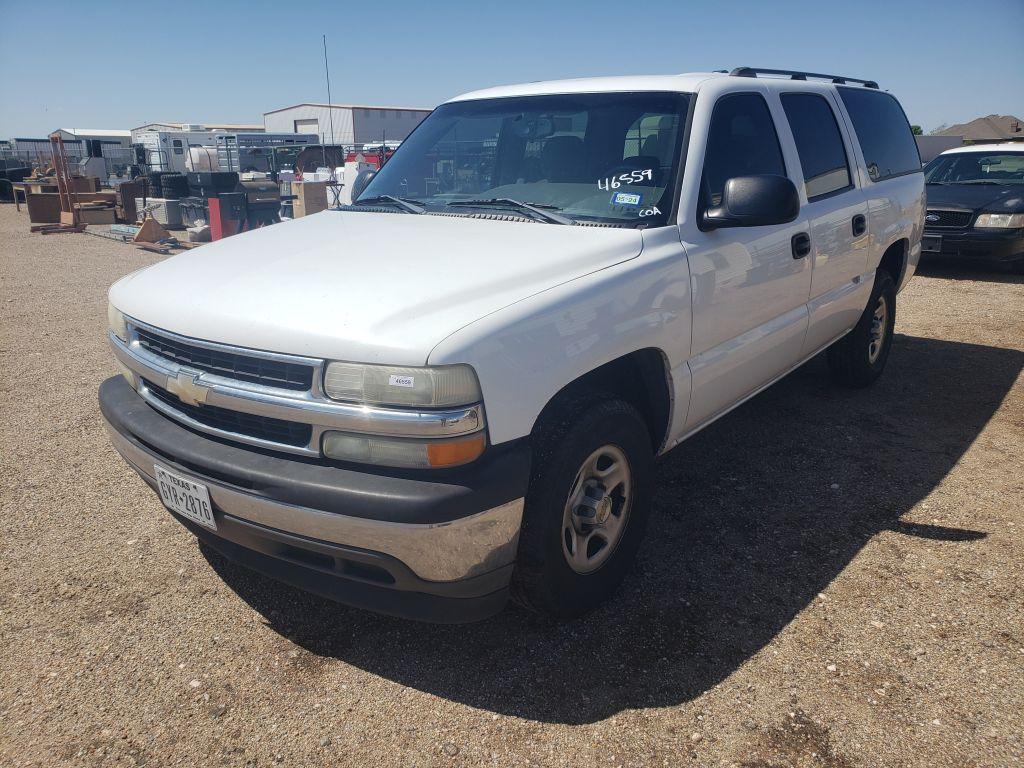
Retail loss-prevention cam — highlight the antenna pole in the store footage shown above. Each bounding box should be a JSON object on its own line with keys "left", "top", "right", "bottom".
{"left": 322, "top": 35, "right": 336, "bottom": 176}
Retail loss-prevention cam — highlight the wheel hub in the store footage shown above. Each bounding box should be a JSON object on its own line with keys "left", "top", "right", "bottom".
{"left": 572, "top": 482, "right": 613, "bottom": 530}
{"left": 562, "top": 445, "right": 633, "bottom": 574}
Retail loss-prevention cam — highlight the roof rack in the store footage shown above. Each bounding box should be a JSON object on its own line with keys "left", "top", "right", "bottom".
{"left": 729, "top": 67, "right": 879, "bottom": 89}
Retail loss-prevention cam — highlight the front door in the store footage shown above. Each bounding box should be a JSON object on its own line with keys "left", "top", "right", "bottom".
{"left": 681, "top": 91, "right": 813, "bottom": 432}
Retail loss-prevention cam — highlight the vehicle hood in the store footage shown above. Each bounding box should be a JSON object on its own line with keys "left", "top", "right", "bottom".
{"left": 926, "top": 183, "right": 1024, "bottom": 212}
{"left": 110, "top": 210, "right": 643, "bottom": 365}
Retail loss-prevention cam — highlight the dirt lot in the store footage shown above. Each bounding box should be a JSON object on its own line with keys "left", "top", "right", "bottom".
{"left": 1, "top": 203, "right": 1022, "bottom": 768}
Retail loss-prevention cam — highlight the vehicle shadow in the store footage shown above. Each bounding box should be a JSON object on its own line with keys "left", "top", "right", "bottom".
{"left": 201, "top": 333, "right": 1022, "bottom": 725}
{"left": 917, "top": 261, "right": 1023, "bottom": 285}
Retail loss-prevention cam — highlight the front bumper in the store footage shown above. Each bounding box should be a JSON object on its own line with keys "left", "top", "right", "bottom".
{"left": 922, "top": 227, "right": 1024, "bottom": 265}
{"left": 99, "top": 376, "right": 530, "bottom": 622}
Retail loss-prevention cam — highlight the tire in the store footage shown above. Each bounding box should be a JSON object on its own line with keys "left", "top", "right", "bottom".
{"left": 510, "top": 393, "right": 654, "bottom": 619}
{"left": 826, "top": 269, "right": 897, "bottom": 388}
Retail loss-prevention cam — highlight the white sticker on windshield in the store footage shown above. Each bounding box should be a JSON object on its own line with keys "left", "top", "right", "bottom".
{"left": 388, "top": 374, "right": 415, "bottom": 388}
{"left": 611, "top": 192, "right": 642, "bottom": 207}
{"left": 597, "top": 169, "right": 653, "bottom": 190}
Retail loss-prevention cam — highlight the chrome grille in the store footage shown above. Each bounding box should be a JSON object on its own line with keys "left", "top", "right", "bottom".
{"left": 925, "top": 209, "right": 973, "bottom": 229}
{"left": 135, "top": 327, "right": 314, "bottom": 391}
{"left": 142, "top": 379, "right": 313, "bottom": 448}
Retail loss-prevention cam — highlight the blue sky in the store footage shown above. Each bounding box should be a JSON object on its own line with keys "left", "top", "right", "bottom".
{"left": 1, "top": 0, "right": 1021, "bottom": 137}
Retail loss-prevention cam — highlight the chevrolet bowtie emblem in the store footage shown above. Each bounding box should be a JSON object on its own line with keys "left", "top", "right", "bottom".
{"left": 167, "top": 371, "right": 209, "bottom": 407}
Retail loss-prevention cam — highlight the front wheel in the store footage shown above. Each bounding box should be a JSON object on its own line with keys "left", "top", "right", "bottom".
{"left": 826, "top": 270, "right": 897, "bottom": 388}
{"left": 510, "top": 395, "right": 654, "bottom": 619}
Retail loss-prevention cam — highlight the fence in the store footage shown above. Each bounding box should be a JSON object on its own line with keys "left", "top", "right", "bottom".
{"left": 0, "top": 145, "right": 137, "bottom": 179}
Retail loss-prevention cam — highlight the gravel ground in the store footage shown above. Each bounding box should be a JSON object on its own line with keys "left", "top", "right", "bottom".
{"left": 1, "top": 203, "right": 1022, "bottom": 768}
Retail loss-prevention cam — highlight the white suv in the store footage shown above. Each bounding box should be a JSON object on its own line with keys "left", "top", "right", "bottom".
{"left": 102, "top": 67, "right": 924, "bottom": 621}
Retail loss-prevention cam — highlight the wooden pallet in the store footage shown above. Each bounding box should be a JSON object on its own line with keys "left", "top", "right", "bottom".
{"left": 31, "top": 223, "right": 86, "bottom": 235}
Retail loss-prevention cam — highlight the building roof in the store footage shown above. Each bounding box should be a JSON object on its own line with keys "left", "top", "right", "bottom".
{"left": 56, "top": 128, "right": 131, "bottom": 137}
{"left": 263, "top": 103, "right": 433, "bottom": 115}
{"left": 932, "top": 115, "right": 1024, "bottom": 141}
{"left": 132, "top": 122, "right": 265, "bottom": 132}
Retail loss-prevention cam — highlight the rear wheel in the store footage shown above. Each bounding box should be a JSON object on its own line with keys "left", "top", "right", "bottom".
{"left": 511, "top": 394, "right": 654, "bottom": 619}
{"left": 827, "top": 270, "right": 896, "bottom": 387}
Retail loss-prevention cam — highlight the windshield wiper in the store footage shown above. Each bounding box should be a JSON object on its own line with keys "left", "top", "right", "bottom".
{"left": 956, "top": 180, "right": 1003, "bottom": 185}
{"left": 352, "top": 195, "right": 426, "bottom": 214}
{"left": 447, "top": 198, "right": 574, "bottom": 225}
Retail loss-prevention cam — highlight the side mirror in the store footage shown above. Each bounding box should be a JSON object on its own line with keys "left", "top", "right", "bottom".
{"left": 702, "top": 174, "right": 800, "bottom": 229}
{"left": 350, "top": 169, "right": 376, "bottom": 201}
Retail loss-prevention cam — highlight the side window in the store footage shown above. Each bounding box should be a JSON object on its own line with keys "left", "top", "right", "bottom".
{"left": 838, "top": 88, "right": 921, "bottom": 181}
{"left": 172, "top": 139, "right": 183, "bottom": 155}
{"left": 781, "top": 93, "right": 852, "bottom": 200}
{"left": 702, "top": 93, "right": 786, "bottom": 206}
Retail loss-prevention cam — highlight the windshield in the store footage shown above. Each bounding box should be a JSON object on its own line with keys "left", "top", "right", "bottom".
{"left": 356, "top": 92, "right": 691, "bottom": 226}
{"left": 924, "top": 152, "right": 1024, "bottom": 185}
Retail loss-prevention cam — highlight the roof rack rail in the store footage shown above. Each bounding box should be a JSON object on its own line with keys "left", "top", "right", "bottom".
{"left": 729, "top": 67, "right": 879, "bottom": 89}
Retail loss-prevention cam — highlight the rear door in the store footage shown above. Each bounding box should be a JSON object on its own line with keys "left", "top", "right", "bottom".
{"left": 779, "top": 91, "right": 872, "bottom": 355}
{"left": 681, "top": 90, "right": 813, "bottom": 432}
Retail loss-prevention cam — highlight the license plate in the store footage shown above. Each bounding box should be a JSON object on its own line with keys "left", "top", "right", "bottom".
{"left": 922, "top": 234, "right": 942, "bottom": 253}
{"left": 154, "top": 464, "right": 216, "bottom": 530}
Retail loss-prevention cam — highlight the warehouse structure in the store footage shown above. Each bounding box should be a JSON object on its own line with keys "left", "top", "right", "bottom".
{"left": 262, "top": 103, "right": 431, "bottom": 148}
{"left": 130, "top": 122, "right": 265, "bottom": 143}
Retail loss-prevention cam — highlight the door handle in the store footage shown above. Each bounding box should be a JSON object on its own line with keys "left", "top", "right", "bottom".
{"left": 852, "top": 214, "right": 867, "bottom": 237}
{"left": 792, "top": 232, "right": 811, "bottom": 259}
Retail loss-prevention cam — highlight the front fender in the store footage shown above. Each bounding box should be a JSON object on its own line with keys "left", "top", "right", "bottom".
{"left": 427, "top": 228, "right": 692, "bottom": 446}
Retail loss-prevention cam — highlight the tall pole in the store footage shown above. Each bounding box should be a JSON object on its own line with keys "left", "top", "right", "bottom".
{"left": 322, "top": 35, "right": 336, "bottom": 178}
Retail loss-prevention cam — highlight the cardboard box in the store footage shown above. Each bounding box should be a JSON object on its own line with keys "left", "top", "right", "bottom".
{"left": 77, "top": 207, "right": 116, "bottom": 224}
{"left": 292, "top": 181, "right": 328, "bottom": 218}
{"left": 25, "top": 193, "right": 63, "bottom": 224}
{"left": 69, "top": 176, "right": 100, "bottom": 193}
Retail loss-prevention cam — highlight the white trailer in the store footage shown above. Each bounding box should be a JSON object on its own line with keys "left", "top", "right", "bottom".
{"left": 135, "top": 131, "right": 219, "bottom": 173}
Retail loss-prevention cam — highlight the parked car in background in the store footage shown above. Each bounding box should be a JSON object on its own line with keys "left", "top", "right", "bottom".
{"left": 922, "top": 143, "right": 1024, "bottom": 272}
{"left": 100, "top": 68, "right": 923, "bottom": 622}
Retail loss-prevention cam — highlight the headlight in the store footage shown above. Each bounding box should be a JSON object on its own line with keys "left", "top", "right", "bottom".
{"left": 107, "top": 302, "right": 128, "bottom": 341}
{"left": 975, "top": 212, "right": 1024, "bottom": 228}
{"left": 322, "top": 431, "right": 486, "bottom": 468}
{"left": 323, "top": 362, "right": 481, "bottom": 407}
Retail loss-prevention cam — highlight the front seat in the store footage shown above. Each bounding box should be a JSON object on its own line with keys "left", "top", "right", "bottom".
{"left": 541, "top": 136, "right": 585, "bottom": 182}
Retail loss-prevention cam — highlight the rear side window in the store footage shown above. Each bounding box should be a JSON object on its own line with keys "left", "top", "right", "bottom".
{"left": 702, "top": 93, "right": 786, "bottom": 206}
{"left": 781, "top": 93, "right": 852, "bottom": 200}
{"left": 838, "top": 88, "right": 921, "bottom": 182}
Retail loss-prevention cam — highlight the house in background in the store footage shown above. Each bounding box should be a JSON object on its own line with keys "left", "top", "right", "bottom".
{"left": 931, "top": 114, "right": 1024, "bottom": 144}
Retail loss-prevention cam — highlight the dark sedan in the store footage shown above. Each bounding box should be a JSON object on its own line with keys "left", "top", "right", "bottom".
{"left": 922, "top": 145, "right": 1024, "bottom": 272}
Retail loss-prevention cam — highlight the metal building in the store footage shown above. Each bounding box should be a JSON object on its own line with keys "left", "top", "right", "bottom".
{"left": 130, "top": 123, "right": 265, "bottom": 144}
{"left": 262, "top": 103, "right": 432, "bottom": 148}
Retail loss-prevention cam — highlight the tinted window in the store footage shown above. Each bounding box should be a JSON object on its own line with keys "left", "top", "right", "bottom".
{"left": 924, "top": 152, "right": 1024, "bottom": 185}
{"left": 781, "top": 93, "right": 852, "bottom": 199}
{"left": 702, "top": 93, "right": 786, "bottom": 206}
{"left": 838, "top": 88, "right": 921, "bottom": 181}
